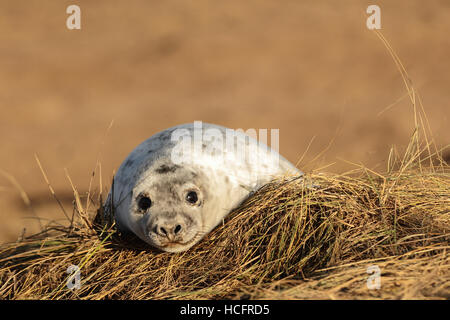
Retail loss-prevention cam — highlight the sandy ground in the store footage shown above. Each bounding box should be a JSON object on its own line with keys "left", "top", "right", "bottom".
{"left": 0, "top": 0, "right": 449, "bottom": 243}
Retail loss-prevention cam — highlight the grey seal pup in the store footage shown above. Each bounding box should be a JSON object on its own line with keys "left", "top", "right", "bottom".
{"left": 104, "top": 122, "right": 301, "bottom": 252}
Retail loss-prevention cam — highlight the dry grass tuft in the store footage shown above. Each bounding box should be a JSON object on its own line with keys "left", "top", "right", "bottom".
{"left": 0, "top": 152, "right": 448, "bottom": 299}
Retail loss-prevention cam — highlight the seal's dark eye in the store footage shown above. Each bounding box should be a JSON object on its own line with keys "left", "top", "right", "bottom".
{"left": 186, "top": 191, "right": 198, "bottom": 204}
{"left": 138, "top": 196, "right": 152, "bottom": 211}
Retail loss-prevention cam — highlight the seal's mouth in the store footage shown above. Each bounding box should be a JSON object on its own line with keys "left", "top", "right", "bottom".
{"left": 160, "top": 232, "right": 199, "bottom": 247}
{"left": 156, "top": 232, "right": 200, "bottom": 251}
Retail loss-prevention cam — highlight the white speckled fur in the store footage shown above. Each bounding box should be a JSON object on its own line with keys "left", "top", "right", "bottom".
{"left": 104, "top": 122, "right": 301, "bottom": 252}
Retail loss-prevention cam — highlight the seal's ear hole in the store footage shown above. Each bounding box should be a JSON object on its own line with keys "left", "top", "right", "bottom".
{"left": 137, "top": 195, "right": 152, "bottom": 211}
{"left": 185, "top": 191, "right": 199, "bottom": 205}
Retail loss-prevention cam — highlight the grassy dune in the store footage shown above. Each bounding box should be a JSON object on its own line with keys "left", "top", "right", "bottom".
{"left": 0, "top": 143, "right": 448, "bottom": 299}
{"left": 1, "top": 33, "right": 448, "bottom": 299}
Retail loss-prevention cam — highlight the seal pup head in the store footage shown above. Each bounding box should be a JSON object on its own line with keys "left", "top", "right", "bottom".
{"left": 119, "top": 161, "right": 219, "bottom": 253}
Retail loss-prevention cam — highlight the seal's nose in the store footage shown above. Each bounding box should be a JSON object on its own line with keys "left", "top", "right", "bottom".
{"left": 154, "top": 222, "right": 184, "bottom": 241}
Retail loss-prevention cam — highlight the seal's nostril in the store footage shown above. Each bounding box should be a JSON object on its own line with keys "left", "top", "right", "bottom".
{"left": 154, "top": 223, "right": 182, "bottom": 239}
{"left": 159, "top": 226, "right": 167, "bottom": 236}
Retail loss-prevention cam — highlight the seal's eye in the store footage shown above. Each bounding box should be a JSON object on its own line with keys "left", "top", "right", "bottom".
{"left": 137, "top": 196, "right": 152, "bottom": 211}
{"left": 186, "top": 191, "right": 198, "bottom": 205}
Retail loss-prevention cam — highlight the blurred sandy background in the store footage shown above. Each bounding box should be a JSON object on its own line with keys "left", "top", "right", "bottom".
{"left": 0, "top": 0, "right": 449, "bottom": 243}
